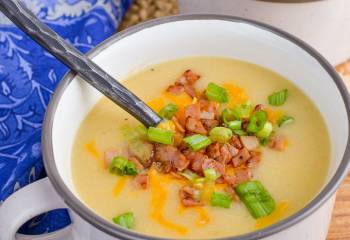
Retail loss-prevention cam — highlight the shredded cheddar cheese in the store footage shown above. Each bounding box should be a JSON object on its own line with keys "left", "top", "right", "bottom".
{"left": 255, "top": 202, "right": 289, "bottom": 229}
{"left": 194, "top": 207, "right": 210, "bottom": 226}
{"left": 112, "top": 177, "right": 128, "bottom": 197}
{"left": 85, "top": 141, "right": 106, "bottom": 169}
{"left": 222, "top": 83, "right": 248, "bottom": 106}
{"left": 265, "top": 108, "right": 285, "bottom": 125}
{"left": 149, "top": 169, "right": 188, "bottom": 235}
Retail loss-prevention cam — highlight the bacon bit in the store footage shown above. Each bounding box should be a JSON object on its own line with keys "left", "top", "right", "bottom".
{"left": 172, "top": 116, "right": 185, "bottom": 133}
{"left": 170, "top": 172, "right": 184, "bottom": 180}
{"left": 254, "top": 104, "right": 264, "bottom": 111}
{"left": 167, "top": 85, "right": 184, "bottom": 95}
{"left": 206, "top": 142, "right": 221, "bottom": 159}
{"left": 235, "top": 168, "right": 252, "bottom": 184}
{"left": 247, "top": 151, "right": 261, "bottom": 169}
{"left": 184, "top": 103, "right": 201, "bottom": 119}
{"left": 201, "top": 119, "right": 219, "bottom": 132}
{"left": 240, "top": 136, "right": 260, "bottom": 151}
{"left": 182, "top": 69, "right": 201, "bottom": 85}
{"left": 155, "top": 145, "right": 189, "bottom": 171}
{"left": 199, "top": 99, "right": 220, "bottom": 120}
{"left": 184, "top": 84, "right": 197, "bottom": 98}
{"left": 268, "top": 135, "right": 288, "bottom": 151}
{"left": 224, "top": 185, "right": 240, "bottom": 201}
{"left": 179, "top": 186, "right": 203, "bottom": 207}
{"left": 183, "top": 151, "right": 206, "bottom": 174}
{"left": 186, "top": 117, "right": 208, "bottom": 135}
{"left": 230, "top": 135, "right": 243, "bottom": 149}
{"left": 103, "top": 149, "right": 119, "bottom": 166}
{"left": 215, "top": 176, "right": 226, "bottom": 184}
{"left": 202, "top": 158, "right": 225, "bottom": 176}
{"left": 219, "top": 144, "right": 233, "bottom": 164}
{"left": 225, "top": 143, "right": 239, "bottom": 157}
{"left": 232, "top": 148, "right": 251, "bottom": 167}
{"left": 134, "top": 174, "right": 149, "bottom": 189}
{"left": 129, "top": 156, "right": 144, "bottom": 170}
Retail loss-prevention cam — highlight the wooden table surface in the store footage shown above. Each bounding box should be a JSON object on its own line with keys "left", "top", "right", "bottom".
{"left": 327, "top": 171, "right": 350, "bottom": 239}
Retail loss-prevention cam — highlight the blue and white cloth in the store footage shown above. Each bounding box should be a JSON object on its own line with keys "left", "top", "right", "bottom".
{"left": 0, "top": 0, "right": 131, "bottom": 234}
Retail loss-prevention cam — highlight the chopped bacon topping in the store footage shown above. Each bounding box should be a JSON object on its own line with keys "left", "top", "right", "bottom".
{"left": 134, "top": 174, "right": 149, "bottom": 189}
{"left": 167, "top": 70, "right": 200, "bottom": 97}
{"left": 240, "top": 136, "right": 259, "bottom": 151}
{"left": 186, "top": 117, "right": 208, "bottom": 135}
{"left": 232, "top": 148, "right": 251, "bottom": 167}
{"left": 179, "top": 185, "right": 203, "bottom": 207}
{"left": 129, "top": 156, "right": 144, "bottom": 170}
{"left": 155, "top": 145, "right": 189, "bottom": 171}
{"left": 268, "top": 135, "right": 287, "bottom": 151}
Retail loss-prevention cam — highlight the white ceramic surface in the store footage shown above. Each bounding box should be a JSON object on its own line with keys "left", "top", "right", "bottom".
{"left": 0, "top": 16, "right": 349, "bottom": 240}
{"left": 178, "top": 0, "right": 350, "bottom": 65}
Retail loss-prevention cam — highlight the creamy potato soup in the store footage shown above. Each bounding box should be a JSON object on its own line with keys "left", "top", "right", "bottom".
{"left": 71, "top": 57, "right": 330, "bottom": 239}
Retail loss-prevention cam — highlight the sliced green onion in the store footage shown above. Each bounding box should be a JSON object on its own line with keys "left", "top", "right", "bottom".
{"left": 183, "top": 134, "right": 212, "bottom": 151}
{"left": 180, "top": 169, "right": 199, "bottom": 181}
{"left": 259, "top": 138, "right": 270, "bottom": 146}
{"left": 113, "top": 212, "right": 135, "bottom": 229}
{"left": 109, "top": 157, "right": 137, "bottom": 176}
{"left": 232, "top": 104, "right": 253, "bottom": 119}
{"left": 205, "top": 82, "right": 229, "bottom": 103}
{"left": 268, "top": 89, "right": 288, "bottom": 106}
{"left": 278, "top": 115, "right": 295, "bottom": 127}
{"left": 159, "top": 103, "right": 178, "bottom": 120}
{"left": 193, "top": 177, "right": 206, "bottom": 189}
{"left": 256, "top": 122, "right": 273, "bottom": 139}
{"left": 147, "top": 127, "right": 174, "bottom": 145}
{"left": 204, "top": 168, "right": 220, "bottom": 182}
{"left": 235, "top": 181, "right": 276, "bottom": 219}
{"left": 227, "top": 120, "right": 242, "bottom": 130}
{"left": 209, "top": 127, "right": 233, "bottom": 143}
{"left": 233, "top": 129, "right": 247, "bottom": 136}
{"left": 210, "top": 192, "right": 232, "bottom": 208}
{"left": 222, "top": 108, "right": 236, "bottom": 123}
{"left": 247, "top": 110, "right": 268, "bottom": 133}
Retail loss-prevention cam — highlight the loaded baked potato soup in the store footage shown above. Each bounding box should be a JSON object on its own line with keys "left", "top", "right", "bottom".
{"left": 71, "top": 57, "right": 330, "bottom": 239}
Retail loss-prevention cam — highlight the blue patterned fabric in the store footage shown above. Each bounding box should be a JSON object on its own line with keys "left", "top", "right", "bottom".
{"left": 0, "top": 0, "right": 131, "bottom": 234}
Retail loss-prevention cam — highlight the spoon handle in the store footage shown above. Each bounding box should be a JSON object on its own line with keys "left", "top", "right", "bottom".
{"left": 0, "top": 0, "right": 162, "bottom": 127}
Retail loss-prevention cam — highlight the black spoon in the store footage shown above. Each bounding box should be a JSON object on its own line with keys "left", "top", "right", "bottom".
{"left": 0, "top": 0, "right": 162, "bottom": 127}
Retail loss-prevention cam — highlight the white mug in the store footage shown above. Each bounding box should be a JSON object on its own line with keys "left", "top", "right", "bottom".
{"left": 1, "top": 15, "right": 349, "bottom": 240}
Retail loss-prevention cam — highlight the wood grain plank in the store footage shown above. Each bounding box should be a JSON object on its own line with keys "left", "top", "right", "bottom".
{"left": 327, "top": 173, "right": 350, "bottom": 239}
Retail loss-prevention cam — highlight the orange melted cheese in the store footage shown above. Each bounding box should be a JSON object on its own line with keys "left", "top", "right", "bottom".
{"left": 255, "top": 202, "right": 289, "bottom": 229}
{"left": 112, "top": 177, "right": 128, "bottom": 197}
{"left": 85, "top": 141, "right": 106, "bottom": 169}
{"left": 149, "top": 169, "right": 188, "bottom": 235}
{"left": 222, "top": 83, "right": 248, "bottom": 106}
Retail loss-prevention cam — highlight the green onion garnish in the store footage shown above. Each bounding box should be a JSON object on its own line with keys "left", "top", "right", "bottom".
{"left": 209, "top": 127, "right": 233, "bottom": 143}
{"left": 232, "top": 104, "right": 253, "bottom": 119}
{"left": 159, "top": 103, "right": 178, "bottom": 120}
{"left": 204, "top": 168, "right": 220, "bottom": 182}
{"left": 235, "top": 181, "right": 276, "bottom": 219}
{"left": 278, "top": 115, "right": 295, "bottom": 127}
{"left": 180, "top": 169, "right": 199, "bottom": 181}
{"left": 109, "top": 157, "right": 138, "bottom": 176}
{"left": 210, "top": 192, "right": 232, "bottom": 208}
{"left": 205, "top": 82, "right": 229, "bottom": 103}
{"left": 227, "top": 120, "right": 242, "bottom": 130}
{"left": 268, "top": 89, "right": 288, "bottom": 106}
{"left": 112, "top": 212, "right": 135, "bottom": 229}
{"left": 256, "top": 122, "right": 273, "bottom": 139}
{"left": 233, "top": 129, "right": 247, "bottom": 136}
{"left": 247, "top": 110, "right": 267, "bottom": 133}
{"left": 222, "top": 108, "right": 236, "bottom": 123}
{"left": 183, "top": 134, "right": 212, "bottom": 151}
{"left": 147, "top": 127, "right": 174, "bottom": 145}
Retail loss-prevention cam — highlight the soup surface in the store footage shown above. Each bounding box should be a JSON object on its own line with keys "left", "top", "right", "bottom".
{"left": 71, "top": 57, "right": 330, "bottom": 239}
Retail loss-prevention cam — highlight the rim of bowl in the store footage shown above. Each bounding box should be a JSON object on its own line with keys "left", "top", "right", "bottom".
{"left": 42, "top": 14, "right": 350, "bottom": 240}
